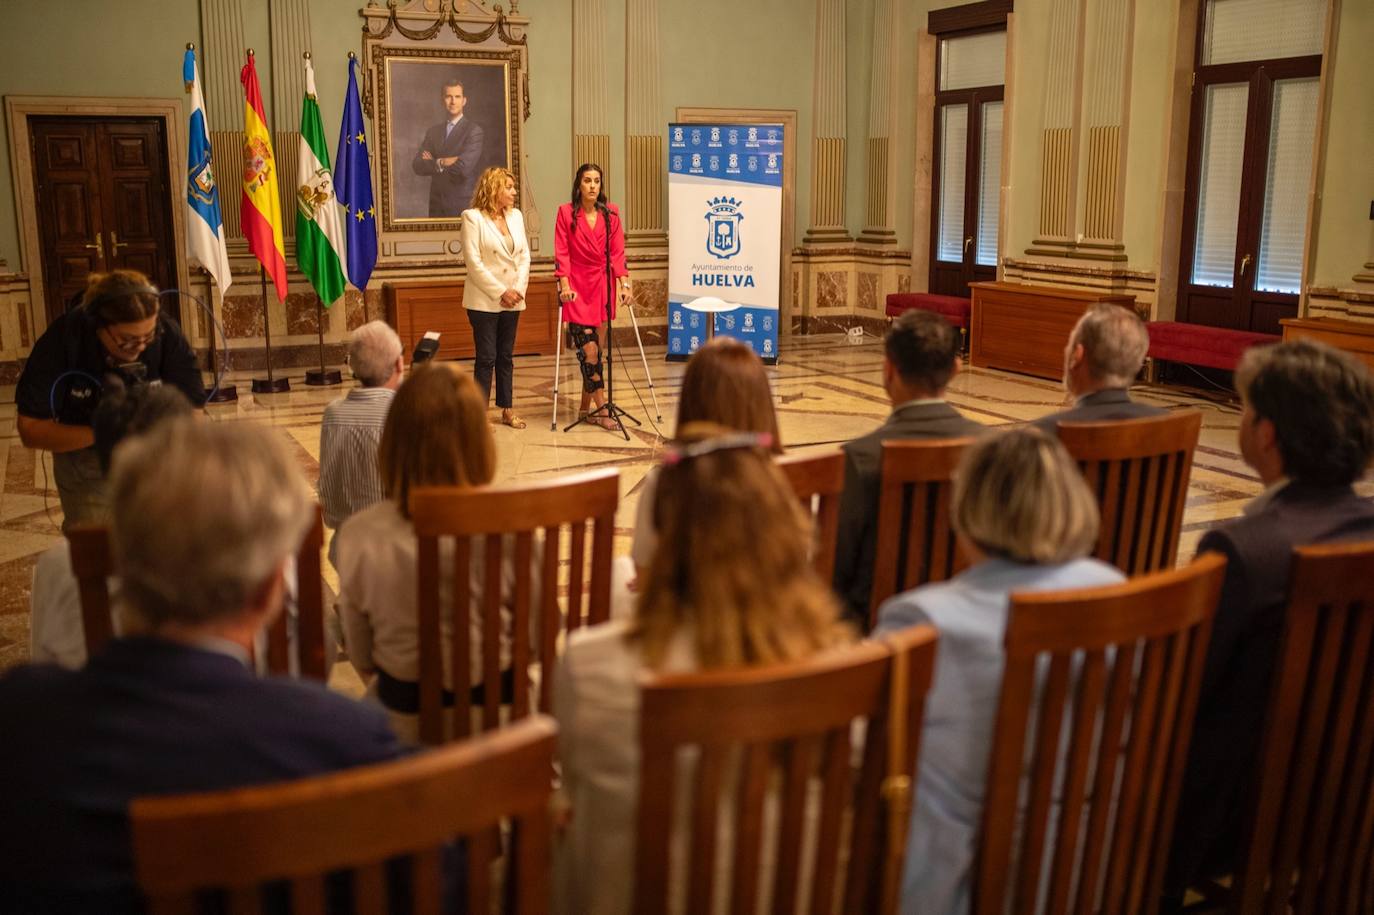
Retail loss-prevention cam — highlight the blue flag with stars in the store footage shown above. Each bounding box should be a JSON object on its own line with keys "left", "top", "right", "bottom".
{"left": 335, "top": 57, "right": 377, "bottom": 290}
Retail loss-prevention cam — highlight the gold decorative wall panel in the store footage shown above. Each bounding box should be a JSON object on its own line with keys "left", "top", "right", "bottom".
{"left": 575, "top": 134, "right": 611, "bottom": 183}
{"left": 811, "top": 137, "right": 847, "bottom": 230}
{"left": 1040, "top": 127, "right": 1074, "bottom": 238}
{"left": 1083, "top": 124, "right": 1120, "bottom": 241}
{"left": 866, "top": 137, "right": 889, "bottom": 230}
{"left": 625, "top": 134, "right": 662, "bottom": 232}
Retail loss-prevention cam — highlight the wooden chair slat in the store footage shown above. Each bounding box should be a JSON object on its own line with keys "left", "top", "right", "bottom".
{"left": 67, "top": 524, "right": 115, "bottom": 659}
{"left": 511, "top": 814, "right": 552, "bottom": 915}
{"left": 776, "top": 450, "right": 845, "bottom": 583}
{"left": 510, "top": 532, "right": 533, "bottom": 719}
{"left": 637, "top": 631, "right": 938, "bottom": 915}
{"left": 974, "top": 554, "right": 1224, "bottom": 915}
{"left": 539, "top": 524, "right": 560, "bottom": 716}
{"left": 1013, "top": 653, "right": 1073, "bottom": 911}
{"left": 265, "top": 610, "right": 290, "bottom": 675}
{"left": 353, "top": 863, "right": 387, "bottom": 914}
{"left": 1320, "top": 640, "right": 1374, "bottom": 911}
{"left": 868, "top": 437, "right": 975, "bottom": 627}
{"left": 1057, "top": 412, "right": 1202, "bottom": 577}
{"left": 416, "top": 532, "right": 445, "bottom": 748}
{"left": 729, "top": 743, "right": 771, "bottom": 915}
{"left": 482, "top": 533, "right": 504, "bottom": 732}
{"left": 1045, "top": 650, "right": 1107, "bottom": 913}
{"left": 467, "top": 829, "right": 496, "bottom": 915}
{"left": 146, "top": 898, "right": 197, "bottom": 915}
{"left": 589, "top": 511, "right": 614, "bottom": 626}
{"left": 686, "top": 745, "right": 726, "bottom": 914}
{"left": 411, "top": 847, "right": 443, "bottom": 915}
{"left": 294, "top": 506, "right": 328, "bottom": 680}
{"left": 450, "top": 537, "right": 473, "bottom": 742}
{"left": 770, "top": 737, "right": 816, "bottom": 915}
{"left": 289, "top": 876, "right": 326, "bottom": 915}
{"left": 808, "top": 726, "right": 853, "bottom": 915}
{"left": 568, "top": 520, "right": 587, "bottom": 630}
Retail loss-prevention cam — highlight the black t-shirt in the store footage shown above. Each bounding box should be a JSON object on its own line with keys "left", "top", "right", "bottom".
{"left": 15, "top": 310, "right": 207, "bottom": 425}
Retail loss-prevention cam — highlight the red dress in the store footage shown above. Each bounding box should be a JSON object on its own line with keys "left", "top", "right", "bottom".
{"left": 553, "top": 202, "right": 628, "bottom": 326}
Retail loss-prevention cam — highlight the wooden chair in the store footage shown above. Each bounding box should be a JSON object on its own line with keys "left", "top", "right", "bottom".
{"left": 634, "top": 625, "right": 939, "bottom": 915}
{"left": 1211, "top": 540, "right": 1374, "bottom": 913}
{"left": 974, "top": 552, "right": 1226, "bottom": 915}
{"left": 409, "top": 468, "right": 618, "bottom": 745}
{"left": 776, "top": 449, "right": 845, "bottom": 582}
{"left": 868, "top": 437, "right": 976, "bottom": 628}
{"left": 131, "top": 715, "right": 556, "bottom": 915}
{"left": 66, "top": 505, "right": 328, "bottom": 680}
{"left": 1056, "top": 411, "right": 1202, "bottom": 576}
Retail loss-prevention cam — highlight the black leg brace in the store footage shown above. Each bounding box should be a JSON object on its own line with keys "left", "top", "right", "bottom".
{"left": 568, "top": 322, "right": 604, "bottom": 393}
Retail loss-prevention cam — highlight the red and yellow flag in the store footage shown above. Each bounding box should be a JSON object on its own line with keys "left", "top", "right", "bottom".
{"left": 240, "top": 53, "right": 289, "bottom": 302}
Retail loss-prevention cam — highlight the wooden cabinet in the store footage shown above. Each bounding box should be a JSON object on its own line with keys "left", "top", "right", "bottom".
{"left": 1281, "top": 316, "right": 1374, "bottom": 372}
{"left": 969, "top": 281, "right": 1136, "bottom": 380}
{"left": 385, "top": 277, "right": 560, "bottom": 361}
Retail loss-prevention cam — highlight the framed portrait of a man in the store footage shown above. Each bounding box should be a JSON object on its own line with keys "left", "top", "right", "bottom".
{"left": 373, "top": 46, "right": 519, "bottom": 231}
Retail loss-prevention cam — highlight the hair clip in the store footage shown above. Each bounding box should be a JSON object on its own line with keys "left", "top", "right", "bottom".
{"left": 662, "top": 432, "right": 773, "bottom": 466}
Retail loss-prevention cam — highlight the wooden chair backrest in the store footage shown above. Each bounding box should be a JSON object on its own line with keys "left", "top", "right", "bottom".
{"left": 635, "top": 626, "right": 939, "bottom": 915}
{"left": 1056, "top": 410, "right": 1201, "bottom": 576}
{"left": 66, "top": 506, "right": 327, "bottom": 679}
{"left": 868, "top": 437, "right": 976, "bottom": 627}
{"left": 775, "top": 449, "right": 845, "bottom": 582}
{"left": 409, "top": 469, "right": 619, "bottom": 745}
{"left": 131, "top": 715, "right": 556, "bottom": 915}
{"left": 1227, "top": 540, "right": 1374, "bottom": 914}
{"left": 974, "top": 552, "right": 1225, "bottom": 915}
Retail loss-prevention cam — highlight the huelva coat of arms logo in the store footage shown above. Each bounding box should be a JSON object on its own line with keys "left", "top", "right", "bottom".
{"left": 242, "top": 137, "right": 273, "bottom": 193}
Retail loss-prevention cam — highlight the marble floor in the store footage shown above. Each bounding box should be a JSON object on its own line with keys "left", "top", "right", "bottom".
{"left": 0, "top": 333, "right": 1337, "bottom": 673}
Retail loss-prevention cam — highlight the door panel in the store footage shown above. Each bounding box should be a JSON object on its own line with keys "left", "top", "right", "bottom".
{"left": 929, "top": 86, "right": 1003, "bottom": 299}
{"left": 33, "top": 121, "right": 105, "bottom": 319}
{"left": 100, "top": 122, "right": 176, "bottom": 322}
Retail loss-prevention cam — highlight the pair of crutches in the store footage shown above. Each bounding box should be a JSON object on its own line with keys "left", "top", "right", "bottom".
{"left": 550, "top": 298, "right": 663, "bottom": 434}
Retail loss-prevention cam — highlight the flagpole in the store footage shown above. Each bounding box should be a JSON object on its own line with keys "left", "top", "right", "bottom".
{"left": 251, "top": 262, "right": 289, "bottom": 393}
{"left": 301, "top": 49, "right": 342, "bottom": 387}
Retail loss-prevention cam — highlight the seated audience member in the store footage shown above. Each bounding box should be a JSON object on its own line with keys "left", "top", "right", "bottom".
{"left": 1030, "top": 302, "right": 1163, "bottom": 434}
{"left": 29, "top": 382, "right": 192, "bottom": 668}
{"left": 554, "top": 423, "right": 853, "bottom": 915}
{"left": 337, "top": 362, "right": 535, "bottom": 742}
{"left": 0, "top": 418, "right": 406, "bottom": 913}
{"left": 834, "top": 309, "right": 983, "bottom": 623}
{"left": 1164, "top": 340, "right": 1374, "bottom": 905}
{"left": 874, "top": 427, "right": 1123, "bottom": 914}
{"left": 627, "top": 336, "right": 782, "bottom": 587}
{"left": 319, "top": 320, "right": 405, "bottom": 568}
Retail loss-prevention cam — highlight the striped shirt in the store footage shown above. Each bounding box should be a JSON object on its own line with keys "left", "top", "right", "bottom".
{"left": 318, "top": 387, "right": 395, "bottom": 565}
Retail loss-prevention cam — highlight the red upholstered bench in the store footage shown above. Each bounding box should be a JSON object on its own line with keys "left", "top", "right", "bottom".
{"left": 1146, "top": 321, "right": 1279, "bottom": 372}
{"left": 885, "top": 293, "right": 972, "bottom": 329}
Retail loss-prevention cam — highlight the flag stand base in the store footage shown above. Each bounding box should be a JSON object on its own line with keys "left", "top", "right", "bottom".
{"left": 208, "top": 384, "right": 239, "bottom": 403}
{"left": 251, "top": 377, "right": 291, "bottom": 394}
{"left": 305, "top": 369, "right": 342, "bottom": 386}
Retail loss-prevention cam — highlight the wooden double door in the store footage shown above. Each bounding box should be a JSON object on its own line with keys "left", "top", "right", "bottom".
{"left": 31, "top": 116, "right": 179, "bottom": 325}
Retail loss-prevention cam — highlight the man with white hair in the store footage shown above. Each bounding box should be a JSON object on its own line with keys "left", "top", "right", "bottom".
{"left": 0, "top": 418, "right": 406, "bottom": 912}
{"left": 319, "top": 319, "right": 404, "bottom": 566}
{"left": 1031, "top": 302, "right": 1164, "bottom": 433}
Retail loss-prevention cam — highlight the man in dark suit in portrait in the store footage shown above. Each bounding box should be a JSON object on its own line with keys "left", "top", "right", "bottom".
{"left": 1163, "top": 340, "right": 1374, "bottom": 908}
{"left": 1031, "top": 301, "right": 1165, "bottom": 434}
{"left": 833, "top": 309, "right": 984, "bottom": 624}
{"left": 0, "top": 418, "right": 407, "bottom": 913}
{"left": 411, "top": 77, "right": 485, "bottom": 218}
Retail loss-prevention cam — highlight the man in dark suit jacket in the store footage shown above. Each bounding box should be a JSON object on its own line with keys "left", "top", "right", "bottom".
{"left": 1163, "top": 340, "right": 1374, "bottom": 906}
{"left": 1031, "top": 302, "right": 1164, "bottom": 434}
{"left": 833, "top": 310, "right": 984, "bottom": 624}
{"left": 411, "top": 78, "right": 485, "bottom": 218}
{"left": 0, "top": 418, "right": 407, "bottom": 914}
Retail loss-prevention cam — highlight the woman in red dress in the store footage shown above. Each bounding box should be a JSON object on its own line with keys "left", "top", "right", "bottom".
{"left": 553, "top": 163, "right": 631, "bottom": 427}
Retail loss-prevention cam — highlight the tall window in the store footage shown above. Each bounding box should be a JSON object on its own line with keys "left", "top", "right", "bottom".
{"left": 1178, "top": 0, "right": 1325, "bottom": 333}
{"left": 930, "top": 28, "right": 1005, "bottom": 298}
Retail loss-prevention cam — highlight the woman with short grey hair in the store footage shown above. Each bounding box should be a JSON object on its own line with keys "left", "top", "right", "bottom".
{"left": 874, "top": 427, "right": 1124, "bottom": 914}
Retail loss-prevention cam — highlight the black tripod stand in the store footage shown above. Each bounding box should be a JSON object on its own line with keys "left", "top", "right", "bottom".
{"left": 562, "top": 204, "right": 639, "bottom": 442}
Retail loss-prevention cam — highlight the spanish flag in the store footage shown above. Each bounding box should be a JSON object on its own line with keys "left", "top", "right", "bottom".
{"left": 240, "top": 52, "right": 289, "bottom": 302}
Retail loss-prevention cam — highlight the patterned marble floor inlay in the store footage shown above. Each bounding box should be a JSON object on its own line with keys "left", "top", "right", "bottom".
{"left": 3, "top": 335, "right": 1366, "bottom": 673}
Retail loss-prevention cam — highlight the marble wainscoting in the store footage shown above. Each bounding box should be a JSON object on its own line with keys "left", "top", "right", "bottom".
{"left": 4, "top": 334, "right": 1353, "bottom": 675}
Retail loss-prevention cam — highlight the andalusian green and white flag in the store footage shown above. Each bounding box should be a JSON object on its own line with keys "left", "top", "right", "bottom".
{"left": 295, "top": 57, "right": 346, "bottom": 305}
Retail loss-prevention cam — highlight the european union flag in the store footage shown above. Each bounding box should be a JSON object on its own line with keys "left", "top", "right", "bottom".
{"left": 335, "top": 57, "right": 377, "bottom": 291}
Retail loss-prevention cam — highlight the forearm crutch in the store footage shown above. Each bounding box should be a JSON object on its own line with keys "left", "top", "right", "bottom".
{"left": 623, "top": 301, "right": 664, "bottom": 423}
{"left": 550, "top": 303, "right": 565, "bottom": 431}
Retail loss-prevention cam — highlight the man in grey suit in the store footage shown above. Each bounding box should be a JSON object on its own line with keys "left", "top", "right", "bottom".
{"left": 1163, "top": 340, "right": 1374, "bottom": 907}
{"left": 833, "top": 310, "right": 983, "bottom": 624}
{"left": 411, "top": 78, "right": 485, "bottom": 218}
{"left": 1031, "top": 302, "right": 1164, "bottom": 434}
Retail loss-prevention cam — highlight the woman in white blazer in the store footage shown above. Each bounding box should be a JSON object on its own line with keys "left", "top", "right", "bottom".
{"left": 461, "top": 167, "right": 531, "bottom": 428}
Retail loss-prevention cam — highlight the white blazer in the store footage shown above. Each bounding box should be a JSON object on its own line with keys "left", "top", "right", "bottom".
{"left": 461, "top": 207, "right": 531, "bottom": 313}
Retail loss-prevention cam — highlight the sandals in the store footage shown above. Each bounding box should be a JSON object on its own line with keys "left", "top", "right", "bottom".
{"left": 501, "top": 410, "right": 527, "bottom": 429}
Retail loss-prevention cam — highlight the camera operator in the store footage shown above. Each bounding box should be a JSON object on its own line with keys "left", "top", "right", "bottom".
{"left": 16, "top": 270, "right": 206, "bottom": 528}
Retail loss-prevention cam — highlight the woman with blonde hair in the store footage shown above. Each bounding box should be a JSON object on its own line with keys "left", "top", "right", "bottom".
{"left": 553, "top": 422, "right": 851, "bottom": 914}
{"left": 462, "top": 166, "right": 530, "bottom": 428}
{"left": 874, "top": 427, "right": 1123, "bottom": 914}
{"left": 627, "top": 335, "right": 782, "bottom": 581}
{"left": 338, "top": 362, "right": 523, "bottom": 741}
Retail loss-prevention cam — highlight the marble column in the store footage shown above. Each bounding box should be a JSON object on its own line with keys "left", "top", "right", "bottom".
{"left": 624, "top": 0, "right": 666, "bottom": 247}
{"left": 572, "top": 0, "right": 612, "bottom": 182}
{"left": 803, "top": 0, "right": 849, "bottom": 245}
{"left": 858, "top": 0, "right": 898, "bottom": 247}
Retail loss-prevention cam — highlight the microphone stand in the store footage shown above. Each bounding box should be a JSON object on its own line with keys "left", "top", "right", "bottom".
{"left": 563, "top": 202, "right": 638, "bottom": 441}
